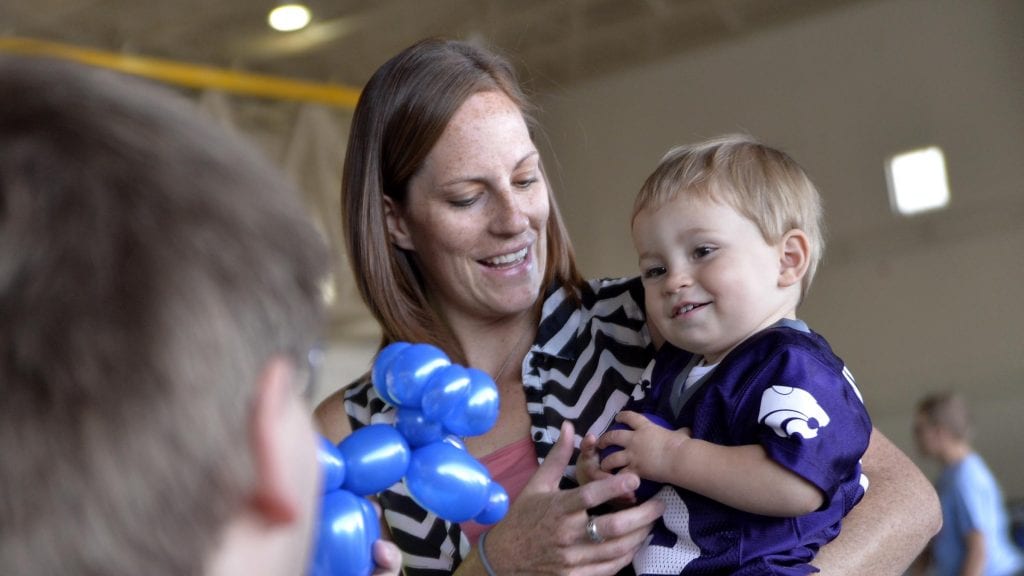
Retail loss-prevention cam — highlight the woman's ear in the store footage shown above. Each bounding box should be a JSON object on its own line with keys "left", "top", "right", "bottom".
{"left": 778, "top": 229, "right": 811, "bottom": 288}
{"left": 383, "top": 196, "right": 415, "bottom": 251}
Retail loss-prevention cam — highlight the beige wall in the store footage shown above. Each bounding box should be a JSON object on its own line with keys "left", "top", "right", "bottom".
{"left": 536, "top": 0, "right": 1024, "bottom": 498}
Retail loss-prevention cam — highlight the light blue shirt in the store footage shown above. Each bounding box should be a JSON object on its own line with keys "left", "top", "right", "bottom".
{"left": 933, "top": 452, "right": 1023, "bottom": 576}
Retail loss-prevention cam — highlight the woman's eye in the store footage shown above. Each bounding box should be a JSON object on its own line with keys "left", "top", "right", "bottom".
{"left": 449, "top": 195, "right": 479, "bottom": 208}
{"left": 514, "top": 177, "right": 538, "bottom": 190}
{"left": 642, "top": 266, "right": 666, "bottom": 279}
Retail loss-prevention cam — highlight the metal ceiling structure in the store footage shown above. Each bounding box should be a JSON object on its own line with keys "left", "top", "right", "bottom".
{"left": 4, "top": 0, "right": 868, "bottom": 97}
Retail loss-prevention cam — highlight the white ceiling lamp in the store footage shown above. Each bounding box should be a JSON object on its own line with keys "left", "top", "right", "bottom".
{"left": 885, "top": 146, "right": 950, "bottom": 216}
{"left": 268, "top": 3, "right": 312, "bottom": 32}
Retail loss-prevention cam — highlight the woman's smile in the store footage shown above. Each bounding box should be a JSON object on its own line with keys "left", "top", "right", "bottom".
{"left": 480, "top": 245, "right": 530, "bottom": 269}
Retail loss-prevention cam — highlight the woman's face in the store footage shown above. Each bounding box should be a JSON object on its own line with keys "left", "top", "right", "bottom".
{"left": 387, "top": 90, "right": 549, "bottom": 327}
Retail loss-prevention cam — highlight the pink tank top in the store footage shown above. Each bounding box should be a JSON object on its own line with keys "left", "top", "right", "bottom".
{"left": 459, "top": 436, "right": 539, "bottom": 546}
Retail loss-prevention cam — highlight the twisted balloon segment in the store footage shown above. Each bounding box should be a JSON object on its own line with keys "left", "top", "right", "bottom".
{"left": 309, "top": 343, "right": 509, "bottom": 576}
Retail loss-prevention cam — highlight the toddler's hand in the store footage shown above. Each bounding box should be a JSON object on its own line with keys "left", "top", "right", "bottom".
{"left": 599, "top": 411, "right": 680, "bottom": 483}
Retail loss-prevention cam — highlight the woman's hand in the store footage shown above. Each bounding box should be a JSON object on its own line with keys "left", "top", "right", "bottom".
{"left": 576, "top": 433, "right": 612, "bottom": 486}
{"left": 472, "top": 421, "right": 665, "bottom": 576}
{"left": 371, "top": 540, "right": 403, "bottom": 576}
{"left": 577, "top": 432, "right": 637, "bottom": 509}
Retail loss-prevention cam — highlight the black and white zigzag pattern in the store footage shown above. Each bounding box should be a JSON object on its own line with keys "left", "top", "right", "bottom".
{"left": 344, "top": 277, "right": 655, "bottom": 575}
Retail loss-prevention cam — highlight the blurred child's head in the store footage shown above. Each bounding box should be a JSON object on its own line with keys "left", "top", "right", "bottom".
{"left": 914, "top": 392, "right": 972, "bottom": 458}
{"left": 0, "top": 57, "right": 328, "bottom": 574}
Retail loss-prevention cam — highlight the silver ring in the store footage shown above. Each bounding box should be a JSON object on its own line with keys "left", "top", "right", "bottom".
{"left": 586, "top": 516, "right": 604, "bottom": 543}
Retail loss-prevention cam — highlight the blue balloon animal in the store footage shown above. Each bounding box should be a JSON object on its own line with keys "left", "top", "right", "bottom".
{"left": 309, "top": 342, "right": 508, "bottom": 576}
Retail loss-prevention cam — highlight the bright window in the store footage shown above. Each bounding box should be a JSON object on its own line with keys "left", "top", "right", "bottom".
{"left": 885, "top": 146, "right": 950, "bottom": 216}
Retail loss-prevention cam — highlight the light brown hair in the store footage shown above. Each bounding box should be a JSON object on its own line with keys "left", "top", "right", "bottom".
{"left": 633, "top": 134, "right": 825, "bottom": 296}
{"left": 0, "top": 57, "right": 327, "bottom": 574}
{"left": 341, "top": 38, "right": 583, "bottom": 363}
{"left": 917, "top": 391, "right": 972, "bottom": 442}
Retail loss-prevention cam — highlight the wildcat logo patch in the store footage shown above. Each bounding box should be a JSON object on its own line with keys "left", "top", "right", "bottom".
{"left": 758, "top": 386, "right": 830, "bottom": 439}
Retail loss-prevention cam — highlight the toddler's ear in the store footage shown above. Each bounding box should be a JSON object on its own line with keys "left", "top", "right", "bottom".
{"left": 778, "top": 229, "right": 810, "bottom": 288}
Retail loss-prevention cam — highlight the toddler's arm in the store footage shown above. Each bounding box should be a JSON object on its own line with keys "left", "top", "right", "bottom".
{"left": 599, "top": 411, "right": 823, "bottom": 516}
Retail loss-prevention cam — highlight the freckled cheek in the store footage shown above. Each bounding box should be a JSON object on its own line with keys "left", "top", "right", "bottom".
{"left": 528, "top": 192, "right": 551, "bottom": 228}
{"left": 431, "top": 218, "right": 486, "bottom": 262}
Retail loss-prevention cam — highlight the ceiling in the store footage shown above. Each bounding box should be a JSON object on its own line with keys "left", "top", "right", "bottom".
{"left": 3, "top": 0, "right": 872, "bottom": 342}
{"left": 5, "top": 0, "right": 869, "bottom": 92}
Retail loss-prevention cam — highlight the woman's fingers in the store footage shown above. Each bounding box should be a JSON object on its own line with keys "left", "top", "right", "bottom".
{"left": 579, "top": 433, "right": 599, "bottom": 454}
{"left": 480, "top": 420, "right": 666, "bottom": 576}
{"left": 584, "top": 495, "right": 665, "bottom": 548}
{"left": 560, "top": 497, "right": 666, "bottom": 571}
{"left": 370, "top": 540, "right": 403, "bottom": 576}
{"left": 576, "top": 434, "right": 611, "bottom": 485}
{"left": 523, "top": 420, "right": 576, "bottom": 494}
{"left": 568, "top": 468, "right": 640, "bottom": 512}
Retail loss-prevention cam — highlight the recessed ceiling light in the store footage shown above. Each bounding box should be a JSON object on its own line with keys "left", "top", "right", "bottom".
{"left": 885, "top": 146, "right": 950, "bottom": 216}
{"left": 268, "top": 4, "right": 312, "bottom": 32}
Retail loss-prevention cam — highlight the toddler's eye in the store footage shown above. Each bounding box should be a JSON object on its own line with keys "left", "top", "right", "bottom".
{"left": 693, "top": 245, "right": 716, "bottom": 259}
{"left": 642, "top": 266, "right": 666, "bottom": 279}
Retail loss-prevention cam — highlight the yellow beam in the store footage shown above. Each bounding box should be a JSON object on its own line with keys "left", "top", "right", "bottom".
{"left": 0, "top": 36, "right": 361, "bottom": 109}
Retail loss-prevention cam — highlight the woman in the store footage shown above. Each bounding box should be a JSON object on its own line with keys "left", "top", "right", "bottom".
{"left": 316, "top": 38, "right": 940, "bottom": 575}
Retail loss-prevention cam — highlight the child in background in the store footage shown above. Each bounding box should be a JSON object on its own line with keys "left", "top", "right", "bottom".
{"left": 578, "top": 134, "right": 871, "bottom": 575}
{"left": 912, "top": 392, "right": 1024, "bottom": 576}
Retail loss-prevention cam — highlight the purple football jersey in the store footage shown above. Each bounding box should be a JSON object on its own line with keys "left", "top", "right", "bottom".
{"left": 630, "top": 320, "right": 871, "bottom": 575}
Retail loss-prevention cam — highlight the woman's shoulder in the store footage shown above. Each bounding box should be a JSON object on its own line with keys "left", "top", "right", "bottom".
{"left": 313, "top": 373, "right": 380, "bottom": 441}
{"left": 313, "top": 387, "right": 352, "bottom": 443}
{"left": 542, "top": 276, "right": 643, "bottom": 313}
{"left": 585, "top": 275, "right": 644, "bottom": 297}
{"left": 536, "top": 275, "right": 650, "bottom": 353}
{"left": 579, "top": 275, "right": 646, "bottom": 322}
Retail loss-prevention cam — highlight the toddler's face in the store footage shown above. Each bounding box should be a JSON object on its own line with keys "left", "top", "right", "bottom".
{"left": 632, "top": 194, "right": 793, "bottom": 364}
